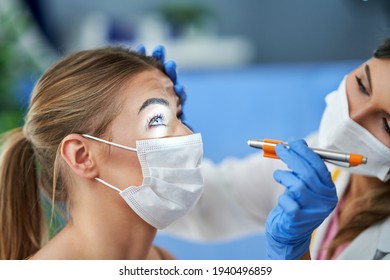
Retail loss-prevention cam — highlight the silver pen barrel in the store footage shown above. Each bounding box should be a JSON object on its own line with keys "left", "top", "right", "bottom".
{"left": 311, "top": 147, "right": 352, "bottom": 163}
{"left": 247, "top": 139, "right": 367, "bottom": 165}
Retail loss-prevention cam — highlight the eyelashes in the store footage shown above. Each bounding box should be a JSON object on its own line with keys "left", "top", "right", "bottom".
{"left": 146, "top": 113, "right": 166, "bottom": 129}
{"left": 355, "top": 76, "right": 369, "bottom": 95}
{"left": 145, "top": 110, "right": 190, "bottom": 131}
{"left": 384, "top": 118, "right": 390, "bottom": 136}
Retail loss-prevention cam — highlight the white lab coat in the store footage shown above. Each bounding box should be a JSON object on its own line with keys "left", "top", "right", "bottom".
{"left": 311, "top": 168, "right": 390, "bottom": 260}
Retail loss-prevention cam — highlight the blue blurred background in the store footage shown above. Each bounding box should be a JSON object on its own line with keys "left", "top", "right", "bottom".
{"left": 1, "top": 0, "right": 389, "bottom": 259}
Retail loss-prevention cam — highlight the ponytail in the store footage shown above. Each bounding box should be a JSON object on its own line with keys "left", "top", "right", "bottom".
{"left": 0, "top": 128, "right": 44, "bottom": 259}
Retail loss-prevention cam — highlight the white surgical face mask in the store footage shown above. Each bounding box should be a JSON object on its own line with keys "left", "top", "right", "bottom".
{"left": 82, "top": 133, "right": 204, "bottom": 229}
{"left": 318, "top": 77, "right": 390, "bottom": 181}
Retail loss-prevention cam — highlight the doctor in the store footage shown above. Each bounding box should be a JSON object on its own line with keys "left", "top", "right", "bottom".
{"left": 143, "top": 37, "right": 390, "bottom": 260}
{"left": 268, "top": 38, "right": 390, "bottom": 259}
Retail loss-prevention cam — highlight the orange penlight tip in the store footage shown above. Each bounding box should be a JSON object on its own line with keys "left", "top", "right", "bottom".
{"left": 349, "top": 153, "right": 365, "bottom": 166}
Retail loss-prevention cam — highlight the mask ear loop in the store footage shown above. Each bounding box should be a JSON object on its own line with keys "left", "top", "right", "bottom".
{"left": 81, "top": 134, "right": 137, "bottom": 192}
{"left": 81, "top": 134, "right": 137, "bottom": 152}
{"left": 95, "top": 177, "right": 122, "bottom": 193}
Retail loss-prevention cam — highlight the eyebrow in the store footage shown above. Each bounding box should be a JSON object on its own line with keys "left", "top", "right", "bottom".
{"left": 365, "top": 64, "right": 373, "bottom": 91}
{"left": 138, "top": 98, "right": 170, "bottom": 115}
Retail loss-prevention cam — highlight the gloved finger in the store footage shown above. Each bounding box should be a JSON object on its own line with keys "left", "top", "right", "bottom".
{"left": 300, "top": 204, "right": 337, "bottom": 221}
{"left": 164, "top": 60, "right": 177, "bottom": 83}
{"left": 174, "top": 84, "right": 187, "bottom": 103}
{"left": 268, "top": 204, "right": 316, "bottom": 240}
{"left": 288, "top": 139, "right": 333, "bottom": 185}
{"left": 265, "top": 205, "right": 281, "bottom": 229}
{"left": 266, "top": 207, "right": 294, "bottom": 242}
{"left": 274, "top": 168, "right": 335, "bottom": 202}
{"left": 134, "top": 44, "right": 146, "bottom": 55}
{"left": 274, "top": 170, "right": 313, "bottom": 206}
{"left": 152, "top": 45, "right": 165, "bottom": 62}
{"left": 277, "top": 193, "right": 300, "bottom": 217}
{"left": 275, "top": 143, "right": 312, "bottom": 176}
{"left": 275, "top": 143, "right": 334, "bottom": 197}
{"left": 276, "top": 197, "right": 330, "bottom": 237}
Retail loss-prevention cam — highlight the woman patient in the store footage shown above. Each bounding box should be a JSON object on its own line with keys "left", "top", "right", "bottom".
{"left": 0, "top": 46, "right": 203, "bottom": 259}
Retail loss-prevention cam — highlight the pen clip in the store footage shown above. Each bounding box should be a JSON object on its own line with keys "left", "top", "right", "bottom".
{"left": 262, "top": 139, "right": 283, "bottom": 159}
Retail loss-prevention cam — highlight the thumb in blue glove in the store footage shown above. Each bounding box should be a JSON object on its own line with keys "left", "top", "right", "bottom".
{"left": 265, "top": 139, "right": 338, "bottom": 259}
{"left": 135, "top": 44, "right": 187, "bottom": 104}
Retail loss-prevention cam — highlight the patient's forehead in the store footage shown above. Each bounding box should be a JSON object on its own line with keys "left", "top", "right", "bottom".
{"left": 122, "top": 69, "right": 176, "bottom": 103}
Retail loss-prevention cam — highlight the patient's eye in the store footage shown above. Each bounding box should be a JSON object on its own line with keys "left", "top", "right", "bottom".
{"left": 147, "top": 113, "right": 166, "bottom": 128}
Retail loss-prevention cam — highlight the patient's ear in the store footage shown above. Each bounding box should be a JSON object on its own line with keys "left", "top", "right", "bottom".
{"left": 61, "top": 134, "right": 98, "bottom": 179}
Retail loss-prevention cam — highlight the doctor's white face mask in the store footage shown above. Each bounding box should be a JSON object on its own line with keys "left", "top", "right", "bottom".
{"left": 82, "top": 133, "right": 204, "bottom": 229}
{"left": 318, "top": 77, "right": 390, "bottom": 182}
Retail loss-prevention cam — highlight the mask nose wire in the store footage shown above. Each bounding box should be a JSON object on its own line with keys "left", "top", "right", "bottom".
{"left": 81, "top": 134, "right": 137, "bottom": 152}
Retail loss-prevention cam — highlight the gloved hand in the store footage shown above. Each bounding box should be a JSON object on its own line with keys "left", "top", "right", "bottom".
{"left": 265, "top": 139, "right": 338, "bottom": 259}
{"left": 135, "top": 44, "right": 187, "bottom": 104}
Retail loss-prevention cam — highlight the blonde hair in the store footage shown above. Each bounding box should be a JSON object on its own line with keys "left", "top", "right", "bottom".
{"left": 326, "top": 183, "right": 390, "bottom": 259}
{"left": 0, "top": 46, "right": 163, "bottom": 259}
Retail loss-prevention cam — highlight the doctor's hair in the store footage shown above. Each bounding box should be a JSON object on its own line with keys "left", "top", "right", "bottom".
{"left": 374, "top": 37, "right": 390, "bottom": 58}
{"left": 0, "top": 46, "right": 164, "bottom": 260}
{"left": 326, "top": 38, "right": 390, "bottom": 259}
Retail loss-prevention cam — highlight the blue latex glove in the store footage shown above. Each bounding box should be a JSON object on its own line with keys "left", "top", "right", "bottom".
{"left": 265, "top": 139, "right": 338, "bottom": 259}
{"left": 135, "top": 44, "right": 187, "bottom": 104}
